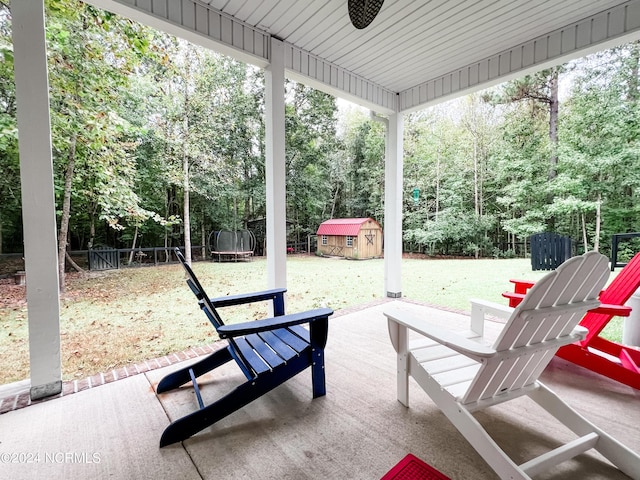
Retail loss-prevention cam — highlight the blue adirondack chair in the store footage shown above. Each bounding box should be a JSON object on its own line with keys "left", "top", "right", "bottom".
{"left": 157, "top": 248, "right": 333, "bottom": 446}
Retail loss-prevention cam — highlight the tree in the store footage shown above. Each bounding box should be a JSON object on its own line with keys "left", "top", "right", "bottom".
{"left": 0, "top": 7, "right": 19, "bottom": 253}
{"left": 285, "top": 81, "right": 341, "bottom": 239}
{"left": 339, "top": 110, "right": 384, "bottom": 220}
{"left": 484, "top": 67, "right": 562, "bottom": 229}
{"left": 559, "top": 43, "right": 640, "bottom": 253}
{"left": 45, "top": 0, "right": 158, "bottom": 289}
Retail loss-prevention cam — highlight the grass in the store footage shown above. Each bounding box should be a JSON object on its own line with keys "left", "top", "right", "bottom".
{"left": 0, "top": 255, "right": 626, "bottom": 384}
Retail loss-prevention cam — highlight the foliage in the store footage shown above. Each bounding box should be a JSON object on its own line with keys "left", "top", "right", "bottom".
{"left": 2, "top": 2, "right": 640, "bottom": 261}
{"left": 0, "top": 5, "right": 18, "bottom": 253}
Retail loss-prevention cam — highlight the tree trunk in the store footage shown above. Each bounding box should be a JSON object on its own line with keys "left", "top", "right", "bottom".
{"left": 548, "top": 68, "right": 559, "bottom": 182}
{"left": 594, "top": 194, "right": 602, "bottom": 252}
{"left": 547, "top": 68, "right": 560, "bottom": 231}
{"left": 164, "top": 188, "right": 170, "bottom": 262}
{"left": 330, "top": 183, "right": 340, "bottom": 219}
{"left": 435, "top": 149, "right": 441, "bottom": 221}
{"left": 88, "top": 203, "right": 96, "bottom": 249}
{"left": 581, "top": 213, "right": 589, "bottom": 252}
{"left": 201, "top": 213, "right": 206, "bottom": 259}
{"left": 58, "top": 133, "right": 77, "bottom": 293}
{"left": 473, "top": 137, "right": 479, "bottom": 217}
{"left": 628, "top": 41, "right": 640, "bottom": 103}
{"left": 182, "top": 58, "right": 192, "bottom": 265}
{"left": 128, "top": 225, "right": 139, "bottom": 264}
{"left": 65, "top": 251, "right": 84, "bottom": 273}
{"left": 183, "top": 139, "right": 191, "bottom": 265}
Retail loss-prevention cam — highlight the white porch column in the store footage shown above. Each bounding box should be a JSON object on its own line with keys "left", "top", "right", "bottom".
{"left": 384, "top": 112, "right": 404, "bottom": 297}
{"left": 264, "top": 37, "right": 287, "bottom": 289}
{"left": 12, "top": 1, "right": 62, "bottom": 398}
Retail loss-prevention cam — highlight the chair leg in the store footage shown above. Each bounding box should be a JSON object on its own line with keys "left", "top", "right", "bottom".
{"left": 388, "top": 320, "right": 410, "bottom": 406}
{"left": 409, "top": 360, "right": 530, "bottom": 479}
{"left": 160, "top": 354, "right": 312, "bottom": 447}
{"left": 311, "top": 348, "right": 326, "bottom": 398}
{"left": 397, "top": 352, "right": 409, "bottom": 407}
{"left": 528, "top": 382, "right": 640, "bottom": 479}
{"left": 556, "top": 344, "right": 640, "bottom": 390}
{"left": 156, "top": 347, "right": 233, "bottom": 393}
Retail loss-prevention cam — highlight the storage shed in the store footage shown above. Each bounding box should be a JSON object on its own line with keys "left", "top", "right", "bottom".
{"left": 316, "top": 218, "right": 383, "bottom": 259}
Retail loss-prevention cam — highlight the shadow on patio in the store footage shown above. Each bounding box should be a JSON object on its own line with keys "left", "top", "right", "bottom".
{"left": 1, "top": 300, "right": 639, "bottom": 479}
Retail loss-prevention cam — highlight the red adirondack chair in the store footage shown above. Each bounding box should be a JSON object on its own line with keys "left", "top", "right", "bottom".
{"left": 503, "top": 252, "right": 640, "bottom": 390}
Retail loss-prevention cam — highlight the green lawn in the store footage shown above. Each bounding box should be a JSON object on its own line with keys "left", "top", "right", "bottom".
{"left": 0, "top": 255, "right": 626, "bottom": 384}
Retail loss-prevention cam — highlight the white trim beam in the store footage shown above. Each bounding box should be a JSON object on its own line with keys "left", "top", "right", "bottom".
{"left": 284, "top": 45, "right": 397, "bottom": 115}
{"left": 85, "top": 0, "right": 270, "bottom": 68}
{"left": 400, "top": 1, "right": 640, "bottom": 112}
{"left": 12, "top": 0, "right": 62, "bottom": 400}
{"left": 85, "top": 0, "right": 397, "bottom": 114}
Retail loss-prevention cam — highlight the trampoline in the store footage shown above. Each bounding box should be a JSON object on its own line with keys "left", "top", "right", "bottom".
{"left": 208, "top": 229, "right": 256, "bottom": 262}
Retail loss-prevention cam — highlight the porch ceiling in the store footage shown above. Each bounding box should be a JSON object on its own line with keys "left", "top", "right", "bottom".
{"left": 91, "top": 0, "right": 640, "bottom": 113}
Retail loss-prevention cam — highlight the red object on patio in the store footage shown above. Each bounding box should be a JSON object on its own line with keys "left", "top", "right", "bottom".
{"left": 381, "top": 454, "right": 451, "bottom": 480}
{"left": 502, "top": 251, "right": 640, "bottom": 390}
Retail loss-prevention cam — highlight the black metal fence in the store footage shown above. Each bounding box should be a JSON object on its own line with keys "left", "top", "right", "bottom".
{"left": 530, "top": 232, "right": 572, "bottom": 271}
{"left": 88, "top": 246, "right": 207, "bottom": 271}
{"left": 610, "top": 232, "right": 640, "bottom": 271}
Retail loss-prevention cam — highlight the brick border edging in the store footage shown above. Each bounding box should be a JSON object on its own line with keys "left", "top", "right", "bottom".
{"left": 0, "top": 342, "right": 231, "bottom": 415}
{"left": 0, "top": 299, "right": 396, "bottom": 415}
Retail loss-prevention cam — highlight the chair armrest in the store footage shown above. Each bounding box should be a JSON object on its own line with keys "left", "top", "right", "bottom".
{"left": 502, "top": 291, "right": 525, "bottom": 307}
{"left": 470, "top": 298, "right": 513, "bottom": 319}
{"left": 209, "top": 288, "right": 287, "bottom": 315}
{"left": 469, "top": 298, "right": 514, "bottom": 337}
{"left": 591, "top": 303, "right": 632, "bottom": 317}
{"left": 502, "top": 292, "right": 525, "bottom": 301}
{"left": 509, "top": 279, "right": 535, "bottom": 293}
{"left": 384, "top": 307, "right": 495, "bottom": 358}
{"left": 216, "top": 307, "right": 333, "bottom": 339}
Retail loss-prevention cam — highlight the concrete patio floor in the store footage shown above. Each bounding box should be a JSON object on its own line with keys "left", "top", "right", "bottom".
{"left": 1, "top": 300, "right": 639, "bottom": 480}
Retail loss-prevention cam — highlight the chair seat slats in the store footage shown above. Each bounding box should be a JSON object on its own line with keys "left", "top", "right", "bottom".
{"left": 430, "top": 364, "right": 480, "bottom": 387}
{"left": 259, "top": 330, "right": 299, "bottom": 360}
{"left": 289, "top": 324, "right": 310, "bottom": 342}
{"left": 275, "top": 326, "right": 310, "bottom": 352}
{"left": 411, "top": 344, "right": 459, "bottom": 363}
{"left": 246, "top": 333, "right": 287, "bottom": 370}
{"left": 233, "top": 337, "right": 271, "bottom": 375}
{"left": 420, "top": 354, "right": 478, "bottom": 374}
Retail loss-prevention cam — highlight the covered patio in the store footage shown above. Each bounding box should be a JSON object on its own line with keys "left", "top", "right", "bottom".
{"left": 13, "top": 0, "right": 640, "bottom": 400}
{"left": 2, "top": 300, "right": 639, "bottom": 479}
{"left": 0, "top": 300, "right": 640, "bottom": 480}
{"left": 5, "top": 1, "right": 640, "bottom": 478}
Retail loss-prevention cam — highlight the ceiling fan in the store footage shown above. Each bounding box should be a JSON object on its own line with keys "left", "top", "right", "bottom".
{"left": 348, "top": 0, "right": 385, "bottom": 29}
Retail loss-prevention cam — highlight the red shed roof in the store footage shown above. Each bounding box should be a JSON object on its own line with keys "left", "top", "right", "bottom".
{"left": 317, "top": 218, "right": 379, "bottom": 236}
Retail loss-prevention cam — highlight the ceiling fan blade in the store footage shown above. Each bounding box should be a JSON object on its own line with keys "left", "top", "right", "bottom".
{"left": 348, "top": 0, "right": 385, "bottom": 29}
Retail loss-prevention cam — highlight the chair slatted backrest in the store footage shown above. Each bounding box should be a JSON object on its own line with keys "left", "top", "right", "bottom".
{"left": 462, "top": 252, "right": 609, "bottom": 405}
{"left": 175, "top": 248, "right": 276, "bottom": 379}
{"left": 175, "top": 249, "right": 224, "bottom": 329}
{"left": 581, "top": 251, "right": 640, "bottom": 342}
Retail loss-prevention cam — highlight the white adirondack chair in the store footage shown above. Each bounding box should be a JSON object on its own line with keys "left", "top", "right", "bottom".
{"left": 385, "top": 252, "right": 640, "bottom": 480}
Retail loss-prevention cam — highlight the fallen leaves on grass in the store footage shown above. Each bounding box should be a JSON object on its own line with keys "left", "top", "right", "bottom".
{"left": 0, "top": 279, "right": 27, "bottom": 309}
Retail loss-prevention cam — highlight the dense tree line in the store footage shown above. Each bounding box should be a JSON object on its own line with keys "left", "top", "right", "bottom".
{"left": 1, "top": 1, "right": 640, "bottom": 279}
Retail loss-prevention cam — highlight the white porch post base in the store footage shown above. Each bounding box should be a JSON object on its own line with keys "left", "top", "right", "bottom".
{"left": 31, "top": 381, "right": 63, "bottom": 401}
